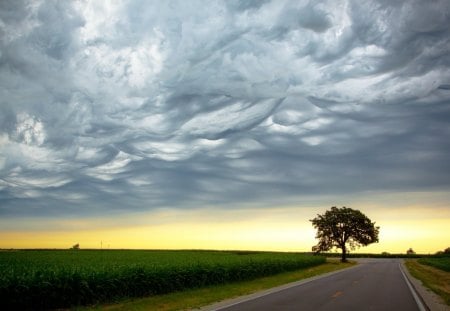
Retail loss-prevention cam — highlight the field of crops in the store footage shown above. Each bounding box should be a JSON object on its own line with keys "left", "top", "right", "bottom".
{"left": 418, "top": 257, "right": 450, "bottom": 272}
{"left": 0, "top": 249, "right": 324, "bottom": 310}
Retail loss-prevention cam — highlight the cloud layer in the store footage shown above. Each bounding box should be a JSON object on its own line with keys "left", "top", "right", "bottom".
{"left": 1, "top": 0, "right": 450, "bottom": 216}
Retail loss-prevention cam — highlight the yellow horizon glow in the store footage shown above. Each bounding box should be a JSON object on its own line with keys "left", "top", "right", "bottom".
{"left": 1, "top": 194, "right": 449, "bottom": 254}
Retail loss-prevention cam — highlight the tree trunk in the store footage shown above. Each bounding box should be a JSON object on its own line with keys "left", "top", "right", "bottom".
{"left": 341, "top": 244, "right": 347, "bottom": 262}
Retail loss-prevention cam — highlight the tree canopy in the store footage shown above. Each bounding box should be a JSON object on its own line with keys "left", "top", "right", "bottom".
{"left": 310, "top": 206, "right": 379, "bottom": 262}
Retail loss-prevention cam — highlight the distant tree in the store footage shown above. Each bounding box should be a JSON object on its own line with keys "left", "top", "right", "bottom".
{"left": 310, "top": 206, "right": 379, "bottom": 262}
{"left": 71, "top": 243, "right": 80, "bottom": 250}
{"left": 406, "top": 248, "right": 415, "bottom": 255}
{"left": 435, "top": 247, "right": 449, "bottom": 256}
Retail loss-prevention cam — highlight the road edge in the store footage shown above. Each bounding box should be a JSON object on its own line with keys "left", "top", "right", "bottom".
{"left": 198, "top": 262, "right": 358, "bottom": 311}
{"left": 400, "top": 260, "right": 449, "bottom": 311}
{"left": 399, "top": 261, "right": 428, "bottom": 311}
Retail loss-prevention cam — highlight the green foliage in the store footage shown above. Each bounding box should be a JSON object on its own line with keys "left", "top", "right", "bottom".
{"left": 310, "top": 206, "right": 379, "bottom": 262}
{"left": 0, "top": 250, "right": 324, "bottom": 310}
{"left": 418, "top": 257, "right": 450, "bottom": 272}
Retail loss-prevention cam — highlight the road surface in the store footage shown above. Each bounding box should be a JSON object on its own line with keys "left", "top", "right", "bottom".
{"left": 210, "top": 259, "right": 424, "bottom": 311}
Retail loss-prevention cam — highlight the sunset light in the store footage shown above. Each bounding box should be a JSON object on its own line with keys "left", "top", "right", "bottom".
{"left": 1, "top": 0, "right": 449, "bottom": 256}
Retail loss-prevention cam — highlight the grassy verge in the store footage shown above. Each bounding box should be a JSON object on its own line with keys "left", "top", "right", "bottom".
{"left": 405, "top": 259, "right": 450, "bottom": 306}
{"left": 80, "top": 259, "right": 354, "bottom": 311}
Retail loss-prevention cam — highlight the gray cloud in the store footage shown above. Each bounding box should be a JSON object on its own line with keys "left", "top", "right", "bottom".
{"left": 1, "top": 0, "right": 450, "bottom": 217}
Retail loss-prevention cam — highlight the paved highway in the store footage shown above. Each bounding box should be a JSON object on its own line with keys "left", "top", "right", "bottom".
{"left": 210, "top": 259, "right": 424, "bottom": 311}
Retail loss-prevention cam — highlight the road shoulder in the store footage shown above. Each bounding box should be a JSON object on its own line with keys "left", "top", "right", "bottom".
{"left": 401, "top": 260, "right": 449, "bottom": 311}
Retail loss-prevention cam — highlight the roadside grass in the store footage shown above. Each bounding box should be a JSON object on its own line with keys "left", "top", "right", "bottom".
{"left": 80, "top": 259, "right": 354, "bottom": 311}
{"left": 405, "top": 259, "right": 450, "bottom": 306}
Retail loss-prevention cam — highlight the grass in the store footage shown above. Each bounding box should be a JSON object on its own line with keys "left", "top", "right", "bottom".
{"left": 0, "top": 250, "right": 325, "bottom": 310}
{"left": 81, "top": 259, "right": 354, "bottom": 311}
{"left": 405, "top": 259, "right": 450, "bottom": 306}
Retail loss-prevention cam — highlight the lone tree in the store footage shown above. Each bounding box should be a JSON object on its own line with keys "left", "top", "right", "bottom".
{"left": 310, "top": 206, "right": 379, "bottom": 262}
{"left": 406, "top": 248, "right": 415, "bottom": 255}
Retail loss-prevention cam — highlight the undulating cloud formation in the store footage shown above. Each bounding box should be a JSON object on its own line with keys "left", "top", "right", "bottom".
{"left": 1, "top": 0, "right": 450, "bottom": 218}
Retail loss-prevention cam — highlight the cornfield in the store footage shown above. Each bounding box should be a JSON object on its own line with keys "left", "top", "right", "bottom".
{"left": 0, "top": 250, "right": 324, "bottom": 310}
{"left": 418, "top": 256, "right": 450, "bottom": 272}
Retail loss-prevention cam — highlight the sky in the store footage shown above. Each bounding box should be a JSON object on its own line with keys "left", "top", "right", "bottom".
{"left": 0, "top": 0, "right": 450, "bottom": 253}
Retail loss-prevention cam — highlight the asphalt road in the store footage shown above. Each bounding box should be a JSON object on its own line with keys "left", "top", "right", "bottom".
{"left": 213, "top": 259, "right": 424, "bottom": 311}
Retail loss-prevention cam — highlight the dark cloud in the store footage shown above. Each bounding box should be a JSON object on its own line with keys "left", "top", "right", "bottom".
{"left": 438, "top": 84, "right": 450, "bottom": 90}
{"left": 1, "top": 0, "right": 450, "bottom": 217}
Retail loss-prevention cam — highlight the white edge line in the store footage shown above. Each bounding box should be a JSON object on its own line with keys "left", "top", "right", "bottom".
{"left": 399, "top": 262, "right": 428, "bottom": 311}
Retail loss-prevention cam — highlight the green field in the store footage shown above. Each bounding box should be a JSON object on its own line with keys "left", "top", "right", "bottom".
{"left": 418, "top": 257, "right": 450, "bottom": 272}
{"left": 0, "top": 250, "right": 325, "bottom": 310}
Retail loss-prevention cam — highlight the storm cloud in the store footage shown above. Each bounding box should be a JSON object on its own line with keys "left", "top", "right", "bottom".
{"left": 1, "top": 0, "right": 450, "bottom": 216}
